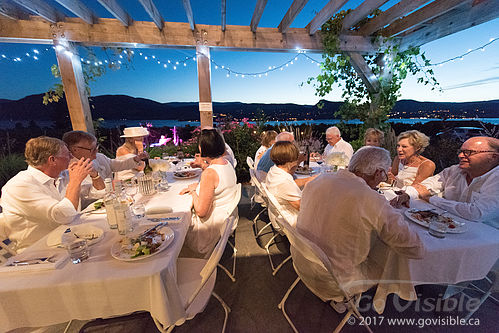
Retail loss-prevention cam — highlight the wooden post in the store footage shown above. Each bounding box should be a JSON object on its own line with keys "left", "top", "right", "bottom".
{"left": 196, "top": 44, "right": 213, "bottom": 128}
{"left": 53, "top": 40, "right": 94, "bottom": 134}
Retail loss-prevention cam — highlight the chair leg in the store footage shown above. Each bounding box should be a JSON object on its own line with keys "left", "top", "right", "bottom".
{"left": 217, "top": 239, "right": 237, "bottom": 282}
{"left": 212, "top": 292, "right": 231, "bottom": 333}
{"left": 63, "top": 320, "right": 73, "bottom": 333}
{"left": 278, "top": 277, "right": 301, "bottom": 333}
{"left": 350, "top": 297, "right": 373, "bottom": 333}
{"left": 265, "top": 233, "right": 280, "bottom": 271}
{"left": 272, "top": 255, "right": 292, "bottom": 276}
{"left": 333, "top": 309, "right": 355, "bottom": 333}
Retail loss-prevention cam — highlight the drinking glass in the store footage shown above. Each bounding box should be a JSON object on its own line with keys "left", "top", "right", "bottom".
{"left": 132, "top": 203, "right": 146, "bottom": 219}
{"left": 124, "top": 181, "right": 138, "bottom": 204}
{"left": 428, "top": 220, "right": 447, "bottom": 238}
{"left": 67, "top": 239, "right": 89, "bottom": 264}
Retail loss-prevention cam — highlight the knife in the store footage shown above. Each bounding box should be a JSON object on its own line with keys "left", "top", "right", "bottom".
{"left": 8, "top": 256, "right": 55, "bottom": 266}
{"left": 148, "top": 217, "right": 181, "bottom": 223}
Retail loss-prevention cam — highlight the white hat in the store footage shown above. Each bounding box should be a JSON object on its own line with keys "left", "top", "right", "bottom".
{"left": 121, "top": 127, "right": 150, "bottom": 138}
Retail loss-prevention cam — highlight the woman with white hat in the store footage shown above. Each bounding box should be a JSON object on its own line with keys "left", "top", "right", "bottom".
{"left": 115, "top": 127, "right": 149, "bottom": 181}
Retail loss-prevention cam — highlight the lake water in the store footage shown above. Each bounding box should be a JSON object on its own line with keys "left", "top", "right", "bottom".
{"left": 1, "top": 118, "right": 498, "bottom": 129}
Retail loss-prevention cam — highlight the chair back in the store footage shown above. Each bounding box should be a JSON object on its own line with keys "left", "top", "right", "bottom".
{"left": 277, "top": 214, "right": 353, "bottom": 303}
{"left": 186, "top": 214, "right": 237, "bottom": 308}
{"left": 246, "top": 156, "right": 254, "bottom": 170}
{"left": 224, "top": 183, "right": 241, "bottom": 232}
{"left": 0, "top": 213, "right": 15, "bottom": 263}
{"left": 249, "top": 168, "right": 269, "bottom": 207}
{"left": 260, "top": 183, "right": 295, "bottom": 228}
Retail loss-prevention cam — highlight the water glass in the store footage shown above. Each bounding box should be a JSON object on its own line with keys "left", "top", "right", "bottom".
{"left": 428, "top": 220, "right": 447, "bottom": 238}
{"left": 67, "top": 239, "right": 89, "bottom": 264}
{"left": 132, "top": 203, "right": 146, "bottom": 219}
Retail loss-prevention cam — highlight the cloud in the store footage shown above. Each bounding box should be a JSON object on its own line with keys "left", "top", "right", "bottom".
{"left": 442, "top": 76, "right": 499, "bottom": 90}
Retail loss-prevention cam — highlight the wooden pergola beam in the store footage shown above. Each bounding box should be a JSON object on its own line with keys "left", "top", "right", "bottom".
{"left": 54, "top": 41, "right": 94, "bottom": 134}
{"left": 0, "top": 0, "right": 29, "bottom": 20}
{"left": 278, "top": 0, "right": 308, "bottom": 33}
{"left": 138, "top": 0, "right": 163, "bottom": 30}
{"left": 182, "top": 0, "right": 195, "bottom": 31}
{"left": 381, "top": 0, "right": 467, "bottom": 37}
{"left": 55, "top": 0, "right": 96, "bottom": 25}
{"left": 401, "top": 0, "right": 499, "bottom": 48}
{"left": 12, "top": 0, "right": 63, "bottom": 23}
{"left": 196, "top": 45, "right": 213, "bottom": 128}
{"left": 345, "top": 51, "right": 380, "bottom": 93}
{"left": 250, "top": 0, "right": 267, "bottom": 32}
{"left": 96, "top": 0, "right": 132, "bottom": 26}
{"left": 356, "top": 0, "right": 432, "bottom": 36}
{"left": 221, "top": 0, "right": 226, "bottom": 31}
{"left": 307, "top": 0, "right": 348, "bottom": 35}
{"left": 342, "top": 0, "right": 389, "bottom": 31}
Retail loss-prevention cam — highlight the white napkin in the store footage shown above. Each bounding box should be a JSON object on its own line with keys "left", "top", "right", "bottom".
{"left": 146, "top": 205, "right": 173, "bottom": 217}
{"left": 1, "top": 250, "right": 67, "bottom": 273}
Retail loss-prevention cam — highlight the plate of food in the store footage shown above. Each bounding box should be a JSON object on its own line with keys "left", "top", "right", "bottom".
{"left": 110, "top": 224, "right": 174, "bottom": 261}
{"left": 47, "top": 224, "right": 105, "bottom": 247}
{"left": 404, "top": 209, "right": 467, "bottom": 234}
{"left": 81, "top": 200, "right": 106, "bottom": 214}
{"left": 173, "top": 170, "right": 200, "bottom": 179}
{"left": 295, "top": 166, "right": 316, "bottom": 175}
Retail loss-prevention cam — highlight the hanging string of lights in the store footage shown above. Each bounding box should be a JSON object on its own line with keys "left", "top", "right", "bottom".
{"left": 1, "top": 36, "right": 497, "bottom": 75}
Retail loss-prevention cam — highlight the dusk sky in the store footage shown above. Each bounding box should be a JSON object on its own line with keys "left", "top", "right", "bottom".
{"left": 0, "top": 0, "right": 498, "bottom": 105}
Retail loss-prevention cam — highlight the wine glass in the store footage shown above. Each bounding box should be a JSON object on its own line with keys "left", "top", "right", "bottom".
{"left": 124, "top": 180, "right": 138, "bottom": 204}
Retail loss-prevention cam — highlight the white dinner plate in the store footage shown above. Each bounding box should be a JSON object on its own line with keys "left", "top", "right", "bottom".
{"left": 81, "top": 200, "right": 106, "bottom": 214}
{"left": 173, "top": 170, "right": 200, "bottom": 180}
{"left": 47, "top": 224, "right": 105, "bottom": 247}
{"left": 110, "top": 224, "right": 174, "bottom": 261}
{"left": 404, "top": 209, "right": 468, "bottom": 234}
{"left": 295, "top": 168, "right": 317, "bottom": 175}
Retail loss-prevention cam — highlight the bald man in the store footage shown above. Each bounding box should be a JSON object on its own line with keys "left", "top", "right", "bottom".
{"left": 392, "top": 136, "right": 499, "bottom": 226}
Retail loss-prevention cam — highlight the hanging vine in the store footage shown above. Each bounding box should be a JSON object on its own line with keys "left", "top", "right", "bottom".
{"left": 308, "top": 10, "right": 441, "bottom": 129}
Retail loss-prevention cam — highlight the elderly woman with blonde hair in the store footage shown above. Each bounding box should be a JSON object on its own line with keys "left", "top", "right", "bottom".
{"left": 389, "top": 130, "right": 436, "bottom": 188}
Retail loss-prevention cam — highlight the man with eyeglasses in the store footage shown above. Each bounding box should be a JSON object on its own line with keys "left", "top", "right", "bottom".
{"left": 1, "top": 136, "right": 94, "bottom": 253}
{"left": 62, "top": 131, "right": 148, "bottom": 201}
{"left": 392, "top": 136, "right": 499, "bottom": 225}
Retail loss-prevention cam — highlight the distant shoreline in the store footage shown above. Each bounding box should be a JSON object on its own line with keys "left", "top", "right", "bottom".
{"left": 1, "top": 117, "right": 498, "bottom": 129}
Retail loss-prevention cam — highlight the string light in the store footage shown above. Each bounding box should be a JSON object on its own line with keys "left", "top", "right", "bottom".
{"left": 427, "top": 37, "right": 498, "bottom": 67}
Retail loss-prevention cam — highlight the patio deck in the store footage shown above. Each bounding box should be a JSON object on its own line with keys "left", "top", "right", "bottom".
{"left": 14, "top": 185, "right": 498, "bottom": 333}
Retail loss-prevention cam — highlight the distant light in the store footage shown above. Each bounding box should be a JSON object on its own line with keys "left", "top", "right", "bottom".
{"left": 1, "top": 55, "right": 6, "bottom": 58}
{"left": 119, "top": 55, "right": 123, "bottom": 59}
{"left": 139, "top": 52, "right": 143, "bottom": 56}
{"left": 168, "top": 60, "right": 171, "bottom": 63}
{"left": 183, "top": 63, "right": 186, "bottom": 67}
{"left": 157, "top": 61, "right": 160, "bottom": 64}
{"left": 290, "top": 61, "right": 293, "bottom": 65}
{"left": 80, "top": 57, "right": 84, "bottom": 61}
{"left": 87, "top": 60, "right": 90, "bottom": 64}
{"left": 33, "top": 49, "right": 39, "bottom": 54}
{"left": 104, "top": 60, "right": 108, "bottom": 63}
{"left": 175, "top": 61, "right": 179, "bottom": 65}
{"left": 193, "top": 57, "right": 196, "bottom": 61}
{"left": 25, "top": 53, "right": 30, "bottom": 57}
{"left": 164, "top": 64, "right": 167, "bottom": 68}
{"left": 118, "top": 60, "right": 122, "bottom": 64}
{"left": 285, "top": 63, "right": 289, "bottom": 67}
{"left": 123, "top": 50, "right": 127, "bottom": 54}
{"left": 241, "top": 74, "right": 245, "bottom": 78}
{"left": 226, "top": 73, "right": 229, "bottom": 77}
{"left": 173, "top": 66, "right": 176, "bottom": 70}
{"left": 294, "top": 57, "right": 298, "bottom": 61}
{"left": 145, "top": 56, "right": 148, "bottom": 60}
{"left": 221, "top": 65, "right": 224, "bottom": 69}
{"left": 268, "top": 66, "right": 272, "bottom": 69}
{"left": 99, "top": 61, "right": 103, "bottom": 65}
{"left": 215, "top": 65, "right": 218, "bottom": 69}
{"left": 33, "top": 56, "right": 38, "bottom": 60}
{"left": 152, "top": 55, "right": 156, "bottom": 59}
{"left": 94, "top": 62, "right": 98, "bottom": 66}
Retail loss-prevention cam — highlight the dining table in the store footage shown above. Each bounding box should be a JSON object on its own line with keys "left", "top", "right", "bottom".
{"left": 0, "top": 167, "right": 201, "bottom": 332}
{"left": 368, "top": 194, "right": 499, "bottom": 314}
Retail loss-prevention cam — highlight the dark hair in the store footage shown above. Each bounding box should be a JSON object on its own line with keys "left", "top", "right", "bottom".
{"left": 62, "top": 130, "right": 96, "bottom": 148}
{"left": 199, "top": 129, "right": 226, "bottom": 158}
{"left": 270, "top": 141, "right": 299, "bottom": 166}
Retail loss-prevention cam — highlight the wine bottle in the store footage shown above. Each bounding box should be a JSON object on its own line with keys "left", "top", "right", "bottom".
{"left": 143, "top": 157, "right": 153, "bottom": 174}
{"left": 304, "top": 145, "right": 310, "bottom": 168}
{"left": 103, "top": 178, "right": 118, "bottom": 229}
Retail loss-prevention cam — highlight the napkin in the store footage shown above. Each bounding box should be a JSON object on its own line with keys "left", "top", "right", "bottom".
{"left": 146, "top": 205, "right": 173, "bottom": 217}
{"left": 0, "top": 250, "right": 67, "bottom": 273}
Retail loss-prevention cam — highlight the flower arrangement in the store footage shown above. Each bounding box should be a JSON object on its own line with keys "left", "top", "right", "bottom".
{"left": 325, "top": 152, "right": 348, "bottom": 170}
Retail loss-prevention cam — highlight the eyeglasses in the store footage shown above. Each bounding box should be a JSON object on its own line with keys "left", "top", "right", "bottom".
{"left": 75, "top": 144, "right": 99, "bottom": 153}
{"left": 457, "top": 149, "right": 496, "bottom": 158}
{"left": 378, "top": 169, "right": 388, "bottom": 183}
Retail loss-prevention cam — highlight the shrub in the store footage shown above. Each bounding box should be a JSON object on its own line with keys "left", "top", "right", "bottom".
{"left": 0, "top": 154, "right": 27, "bottom": 189}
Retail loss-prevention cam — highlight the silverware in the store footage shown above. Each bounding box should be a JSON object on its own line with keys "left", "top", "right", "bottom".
{"left": 148, "top": 217, "right": 181, "bottom": 223}
{"left": 137, "top": 222, "right": 168, "bottom": 239}
{"left": 8, "top": 255, "right": 56, "bottom": 266}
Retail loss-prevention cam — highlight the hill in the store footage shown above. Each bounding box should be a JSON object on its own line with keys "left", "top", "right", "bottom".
{"left": 0, "top": 94, "right": 497, "bottom": 121}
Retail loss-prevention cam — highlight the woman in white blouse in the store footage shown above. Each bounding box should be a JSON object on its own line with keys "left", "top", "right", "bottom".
{"left": 180, "top": 129, "right": 237, "bottom": 256}
{"left": 254, "top": 130, "right": 277, "bottom": 168}
{"left": 389, "top": 130, "right": 436, "bottom": 189}
{"left": 265, "top": 141, "right": 315, "bottom": 225}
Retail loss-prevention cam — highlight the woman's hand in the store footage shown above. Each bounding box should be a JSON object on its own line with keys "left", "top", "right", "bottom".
{"left": 179, "top": 182, "right": 198, "bottom": 195}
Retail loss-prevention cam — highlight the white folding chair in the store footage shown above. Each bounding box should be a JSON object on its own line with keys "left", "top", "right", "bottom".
{"left": 277, "top": 219, "right": 373, "bottom": 333}
{"left": 259, "top": 183, "right": 293, "bottom": 276}
{"left": 246, "top": 156, "right": 254, "bottom": 169}
{"left": 249, "top": 168, "right": 273, "bottom": 238}
{"left": 153, "top": 214, "right": 237, "bottom": 333}
{"left": 217, "top": 183, "right": 241, "bottom": 282}
{"left": 0, "top": 212, "right": 16, "bottom": 263}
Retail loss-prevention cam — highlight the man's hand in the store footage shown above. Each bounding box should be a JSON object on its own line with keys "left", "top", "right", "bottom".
{"left": 134, "top": 151, "right": 149, "bottom": 162}
{"left": 390, "top": 193, "right": 410, "bottom": 208}
{"left": 68, "top": 158, "right": 93, "bottom": 184}
{"left": 414, "top": 184, "right": 432, "bottom": 202}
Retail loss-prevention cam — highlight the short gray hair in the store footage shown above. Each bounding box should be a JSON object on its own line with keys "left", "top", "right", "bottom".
{"left": 326, "top": 126, "right": 340, "bottom": 136}
{"left": 348, "top": 146, "right": 391, "bottom": 176}
{"left": 276, "top": 131, "right": 294, "bottom": 142}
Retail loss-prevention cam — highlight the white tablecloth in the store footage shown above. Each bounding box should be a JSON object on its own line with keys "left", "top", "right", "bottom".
{"left": 369, "top": 199, "right": 499, "bottom": 314}
{"left": 0, "top": 171, "right": 198, "bottom": 332}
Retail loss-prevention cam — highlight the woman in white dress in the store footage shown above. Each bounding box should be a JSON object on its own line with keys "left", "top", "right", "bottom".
{"left": 265, "top": 141, "right": 315, "bottom": 226}
{"left": 115, "top": 127, "right": 149, "bottom": 180}
{"left": 389, "top": 130, "right": 436, "bottom": 189}
{"left": 180, "top": 129, "right": 237, "bottom": 255}
{"left": 254, "top": 130, "right": 277, "bottom": 168}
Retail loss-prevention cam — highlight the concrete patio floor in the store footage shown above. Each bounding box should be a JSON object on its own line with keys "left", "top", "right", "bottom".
{"left": 12, "top": 185, "right": 499, "bottom": 333}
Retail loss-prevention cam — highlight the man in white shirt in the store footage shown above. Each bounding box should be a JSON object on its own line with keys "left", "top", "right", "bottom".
{"left": 1, "top": 136, "right": 94, "bottom": 253}
{"left": 295, "top": 146, "right": 424, "bottom": 312}
{"left": 62, "top": 131, "right": 147, "bottom": 202}
{"left": 392, "top": 136, "right": 499, "bottom": 225}
{"left": 323, "top": 126, "right": 354, "bottom": 163}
